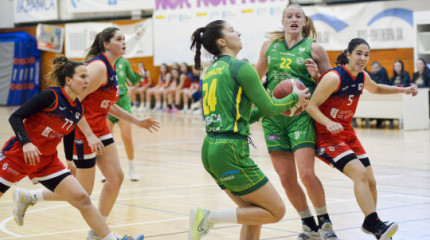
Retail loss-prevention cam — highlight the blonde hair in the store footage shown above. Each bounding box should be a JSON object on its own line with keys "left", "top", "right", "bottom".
{"left": 266, "top": 4, "right": 317, "bottom": 41}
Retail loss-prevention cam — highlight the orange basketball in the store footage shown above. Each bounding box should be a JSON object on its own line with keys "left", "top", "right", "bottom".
{"left": 273, "top": 78, "right": 306, "bottom": 117}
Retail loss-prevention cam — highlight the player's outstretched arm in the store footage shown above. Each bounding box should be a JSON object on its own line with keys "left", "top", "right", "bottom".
{"left": 108, "top": 104, "right": 160, "bottom": 133}
{"left": 364, "top": 71, "right": 418, "bottom": 96}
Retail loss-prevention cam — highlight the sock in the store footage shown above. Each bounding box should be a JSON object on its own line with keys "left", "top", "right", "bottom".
{"left": 184, "top": 104, "right": 189, "bottom": 111}
{"left": 134, "top": 102, "right": 139, "bottom": 107}
{"left": 364, "top": 212, "right": 380, "bottom": 227}
{"left": 31, "top": 189, "right": 44, "bottom": 201}
{"left": 162, "top": 102, "right": 167, "bottom": 108}
{"left": 129, "top": 159, "right": 136, "bottom": 172}
{"left": 103, "top": 232, "right": 116, "bottom": 240}
{"left": 315, "top": 205, "right": 331, "bottom": 227}
{"left": 145, "top": 101, "right": 150, "bottom": 108}
{"left": 298, "top": 209, "right": 318, "bottom": 232}
{"left": 207, "top": 208, "right": 237, "bottom": 224}
{"left": 155, "top": 102, "right": 161, "bottom": 109}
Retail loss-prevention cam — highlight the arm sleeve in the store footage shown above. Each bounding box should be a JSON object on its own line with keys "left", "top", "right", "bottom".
{"left": 63, "top": 128, "right": 75, "bottom": 161}
{"left": 234, "top": 61, "right": 298, "bottom": 118}
{"left": 249, "top": 108, "right": 262, "bottom": 124}
{"left": 8, "top": 90, "right": 57, "bottom": 145}
{"left": 125, "top": 62, "right": 142, "bottom": 85}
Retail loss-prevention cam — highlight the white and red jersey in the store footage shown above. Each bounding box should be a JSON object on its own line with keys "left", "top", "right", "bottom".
{"left": 315, "top": 65, "right": 365, "bottom": 135}
{"left": 76, "top": 53, "right": 119, "bottom": 139}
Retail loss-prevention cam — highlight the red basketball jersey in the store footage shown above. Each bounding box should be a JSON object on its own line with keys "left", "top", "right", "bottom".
{"left": 315, "top": 65, "right": 365, "bottom": 135}
{"left": 76, "top": 53, "right": 119, "bottom": 139}
{"left": 2, "top": 87, "right": 83, "bottom": 162}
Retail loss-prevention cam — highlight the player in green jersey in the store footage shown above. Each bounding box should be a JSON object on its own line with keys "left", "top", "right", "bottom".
{"left": 106, "top": 57, "right": 144, "bottom": 181}
{"left": 254, "top": 4, "right": 339, "bottom": 240}
{"left": 187, "top": 20, "right": 310, "bottom": 240}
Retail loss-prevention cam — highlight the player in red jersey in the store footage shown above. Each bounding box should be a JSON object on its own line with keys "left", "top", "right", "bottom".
{"left": 15, "top": 27, "right": 158, "bottom": 240}
{"left": 1, "top": 55, "right": 140, "bottom": 240}
{"left": 307, "top": 38, "right": 417, "bottom": 240}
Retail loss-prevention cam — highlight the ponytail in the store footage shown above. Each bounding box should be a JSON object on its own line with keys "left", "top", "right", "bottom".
{"left": 335, "top": 50, "right": 349, "bottom": 66}
{"left": 190, "top": 27, "right": 205, "bottom": 70}
{"left": 84, "top": 27, "right": 119, "bottom": 63}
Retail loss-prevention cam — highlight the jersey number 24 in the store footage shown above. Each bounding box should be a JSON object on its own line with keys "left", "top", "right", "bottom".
{"left": 202, "top": 79, "right": 217, "bottom": 115}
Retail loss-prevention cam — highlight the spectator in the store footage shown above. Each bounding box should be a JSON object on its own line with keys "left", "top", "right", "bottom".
{"left": 390, "top": 60, "right": 410, "bottom": 87}
{"left": 412, "top": 58, "right": 430, "bottom": 88}
{"left": 146, "top": 63, "right": 171, "bottom": 112}
{"left": 369, "top": 61, "right": 389, "bottom": 85}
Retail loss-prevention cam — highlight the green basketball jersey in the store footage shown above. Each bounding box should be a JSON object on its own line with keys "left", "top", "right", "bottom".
{"left": 203, "top": 55, "right": 298, "bottom": 136}
{"left": 266, "top": 38, "right": 316, "bottom": 93}
{"left": 115, "top": 57, "right": 141, "bottom": 96}
{"left": 203, "top": 56, "right": 251, "bottom": 135}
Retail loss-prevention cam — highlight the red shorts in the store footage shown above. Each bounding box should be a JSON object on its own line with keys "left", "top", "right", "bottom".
{"left": 139, "top": 79, "right": 149, "bottom": 87}
{"left": 315, "top": 131, "right": 370, "bottom": 172}
{"left": 0, "top": 153, "right": 68, "bottom": 188}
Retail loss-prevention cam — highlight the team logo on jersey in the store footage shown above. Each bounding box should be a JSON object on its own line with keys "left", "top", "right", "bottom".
{"left": 41, "top": 126, "right": 53, "bottom": 137}
{"left": 330, "top": 108, "right": 339, "bottom": 119}
{"left": 358, "top": 83, "right": 363, "bottom": 90}
{"left": 296, "top": 57, "right": 304, "bottom": 65}
{"left": 273, "top": 43, "right": 279, "bottom": 49}
{"left": 75, "top": 112, "right": 81, "bottom": 119}
{"left": 299, "top": 47, "right": 305, "bottom": 52}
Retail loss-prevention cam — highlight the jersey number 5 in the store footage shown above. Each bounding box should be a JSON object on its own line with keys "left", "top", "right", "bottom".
{"left": 202, "top": 79, "right": 218, "bottom": 115}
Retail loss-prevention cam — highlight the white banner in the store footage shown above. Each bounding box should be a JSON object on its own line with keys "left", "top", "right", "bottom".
{"left": 65, "top": 20, "right": 153, "bottom": 59}
{"left": 67, "top": 0, "right": 154, "bottom": 13}
{"left": 303, "top": 0, "right": 430, "bottom": 51}
{"left": 153, "top": 0, "right": 289, "bottom": 65}
{"left": 14, "top": 0, "right": 58, "bottom": 23}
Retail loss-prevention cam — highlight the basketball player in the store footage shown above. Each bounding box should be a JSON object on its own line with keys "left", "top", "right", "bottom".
{"left": 14, "top": 27, "right": 159, "bottom": 240}
{"left": 253, "top": 3, "right": 338, "bottom": 240}
{"left": 0, "top": 55, "right": 140, "bottom": 240}
{"left": 307, "top": 38, "right": 418, "bottom": 240}
{"left": 188, "top": 20, "right": 310, "bottom": 240}
{"left": 105, "top": 57, "right": 145, "bottom": 182}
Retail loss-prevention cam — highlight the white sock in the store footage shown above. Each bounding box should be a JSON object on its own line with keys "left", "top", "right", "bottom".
{"left": 145, "top": 101, "right": 150, "bottom": 108}
{"left": 184, "top": 104, "right": 189, "bottom": 111}
{"left": 31, "top": 189, "right": 44, "bottom": 201}
{"left": 155, "top": 102, "right": 161, "bottom": 109}
{"left": 129, "top": 159, "right": 136, "bottom": 171}
{"left": 207, "top": 208, "right": 237, "bottom": 224}
{"left": 314, "top": 206, "right": 328, "bottom": 216}
{"left": 162, "top": 102, "right": 167, "bottom": 108}
{"left": 103, "top": 232, "right": 116, "bottom": 240}
{"left": 298, "top": 209, "right": 313, "bottom": 219}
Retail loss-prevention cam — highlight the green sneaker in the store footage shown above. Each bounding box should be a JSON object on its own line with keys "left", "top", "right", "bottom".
{"left": 188, "top": 207, "right": 213, "bottom": 240}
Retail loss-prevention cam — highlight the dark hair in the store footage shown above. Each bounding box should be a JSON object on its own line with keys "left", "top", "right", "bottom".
{"left": 84, "top": 27, "right": 120, "bottom": 63}
{"left": 160, "top": 63, "right": 169, "bottom": 73}
{"left": 371, "top": 61, "right": 380, "bottom": 67}
{"left": 190, "top": 20, "right": 225, "bottom": 70}
{"left": 47, "top": 55, "right": 85, "bottom": 87}
{"left": 180, "top": 62, "right": 190, "bottom": 73}
{"left": 392, "top": 59, "right": 405, "bottom": 78}
{"left": 335, "top": 38, "right": 370, "bottom": 66}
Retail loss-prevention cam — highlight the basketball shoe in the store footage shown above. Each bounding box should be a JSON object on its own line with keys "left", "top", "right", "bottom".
{"left": 188, "top": 207, "right": 213, "bottom": 240}
{"left": 297, "top": 224, "right": 321, "bottom": 240}
{"left": 362, "top": 220, "right": 398, "bottom": 240}
{"left": 13, "top": 188, "right": 37, "bottom": 226}
{"left": 319, "top": 221, "right": 340, "bottom": 240}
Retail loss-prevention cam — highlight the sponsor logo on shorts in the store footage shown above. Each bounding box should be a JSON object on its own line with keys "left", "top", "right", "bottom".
{"left": 41, "top": 126, "right": 53, "bottom": 137}
{"left": 220, "top": 170, "right": 239, "bottom": 182}
{"left": 328, "top": 146, "right": 335, "bottom": 151}
{"left": 267, "top": 135, "right": 280, "bottom": 140}
{"left": 295, "top": 131, "right": 300, "bottom": 139}
{"left": 2, "top": 162, "right": 8, "bottom": 170}
{"left": 316, "top": 148, "right": 325, "bottom": 156}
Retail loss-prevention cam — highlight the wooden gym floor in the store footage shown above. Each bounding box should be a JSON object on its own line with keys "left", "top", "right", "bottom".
{"left": 0, "top": 107, "right": 429, "bottom": 240}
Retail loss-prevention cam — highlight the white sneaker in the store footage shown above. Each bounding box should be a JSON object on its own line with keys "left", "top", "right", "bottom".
{"left": 101, "top": 176, "right": 106, "bottom": 182}
{"left": 188, "top": 206, "right": 213, "bottom": 240}
{"left": 297, "top": 224, "right": 321, "bottom": 240}
{"left": 13, "top": 188, "right": 37, "bottom": 226}
{"left": 86, "top": 229, "right": 102, "bottom": 240}
{"left": 129, "top": 169, "right": 140, "bottom": 181}
{"left": 319, "top": 221, "right": 340, "bottom": 240}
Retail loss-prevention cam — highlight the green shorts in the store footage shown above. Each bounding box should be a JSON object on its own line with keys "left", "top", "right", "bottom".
{"left": 262, "top": 112, "right": 315, "bottom": 152}
{"left": 107, "top": 94, "right": 132, "bottom": 124}
{"left": 201, "top": 133, "right": 268, "bottom": 196}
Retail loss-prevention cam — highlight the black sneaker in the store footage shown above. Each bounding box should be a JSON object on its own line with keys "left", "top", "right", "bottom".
{"left": 362, "top": 221, "right": 398, "bottom": 240}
